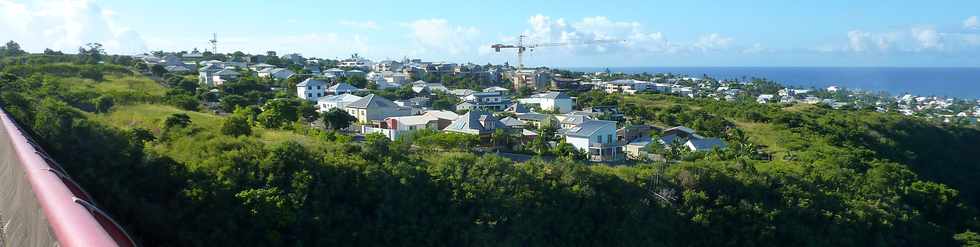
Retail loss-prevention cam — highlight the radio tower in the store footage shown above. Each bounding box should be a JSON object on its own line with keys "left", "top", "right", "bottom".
{"left": 209, "top": 33, "right": 218, "bottom": 53}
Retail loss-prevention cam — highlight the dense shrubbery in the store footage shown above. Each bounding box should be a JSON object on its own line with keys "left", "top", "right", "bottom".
{"left": 1, "top": 55, "right": 978, "bottom": 246}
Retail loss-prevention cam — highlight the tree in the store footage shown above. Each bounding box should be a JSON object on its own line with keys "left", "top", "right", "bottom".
{"left": 151, "top": 64, "right": 167, "bottom": 77}
{"left": 92, "top": 95, "right": 115, "bottom": 113}
{"left": 257, "top": 99, "right": 300, "bottom": 128}
{"left": 219, "top": 95, "right": 251, "bottom": 113}
{"left": 222, "top": 114, "right": 252, "bottom": 136}
{"left": 77, "top": 43, "right": 105, "bottom": 64}
{"left": 163, "top": 113, "right": 191, "bottom": 129}
{"left": 321, "top": 108, "right": 356, "bottom": 130}
{"left": 0, "top": 41, "right": 26, "bottom": 57}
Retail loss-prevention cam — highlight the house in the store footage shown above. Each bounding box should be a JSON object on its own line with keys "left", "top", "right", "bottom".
{"left": 443, "top": 110, "right": 507, "bottom": 143}
{"left": 258, "top": 68, "right": 295, "bottom": 80}
{"left": 562, "top": 120, "right": 622, "bottom": 162}
{"left": 515, "top": 113, "right": 557, "bottom": 129}
{"left": 297, "top": 78, "right": 328, "bottom": 102}
{"left": 164, "top": 65, "right": 192, "bottom": 74}
{"left": 198, "top": 63, "right": 223, "bottom": 86}
{"left": 456, "top": 92, "right": 509, "bottom": 112}
{"left": 450, "top": 89, "right": 476, "bottom": 98}
{"left": 555, "top": 114, "right": 590, "bottom": 129}
{"left": 324, "top": 68, "right": 346, "bottom": 77}
{"left": 395, "top": 97, "right": 431, "bottom": 108}
{"left": 411, "top": 80, "right": 449, "bottom": 94}
{"left": 617, "top": 124, "right": 656, "bottom": 143}
{"left": 499, "top": 117, "right": 527, "bottom": 129}
{"left": 212, "top": 68, "right": 241, "bottom": 86}
{"left": 344, "top": 94, "right": 415, "bottom": 125}
{"left": 346, "top": 70, "right": 366, "bottom": 77}
{"left": 657, "top": 126, "right": 726, "bottom": 152}
{"left": 757, "top": 94, "right": 775, "bottom": 104}
{"left": 250, "top": 63, "right": 277, "bottom": 71}
{"left": 517, "top": 92, "right": 574, "bottom": 113}
{"left": 578, "top": 106, "right": 624, "bottom": 120}
{"left": 685, "top": 138, "right": 728, "bottom": 152}
{"left": 317, "top": 94, "right": 362, "bottom": 112}
{"left": 483, "top": 86, "right": 510, "bottom": 94}
{"left": 505, "top": 103, "right": 531, "bottom": 114}
{"left": 326, "top": 83, "right": 363, "bottom": 95}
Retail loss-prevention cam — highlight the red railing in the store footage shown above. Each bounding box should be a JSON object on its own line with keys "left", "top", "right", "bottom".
{"left": 0, "top": 108, "right": 137, "bottom": 247}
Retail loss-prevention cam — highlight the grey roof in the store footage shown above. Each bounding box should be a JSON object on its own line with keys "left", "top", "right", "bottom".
{"left": 327, "top": 83, "right": 361, "bottom": 92}
{"left": 199, "top": 63, "right": 222, "bottom": 72}
{"left": 516, "top": 113, "right": 551, "bottom": 122}
{"left": 687, "top": 138, "right": 727, "bottom": 151}
{"left": 499, "top": 117, "right": 526, "bottom": 127}
{"left": 563, "top": 120, "right": 616, "bottom": 138}
{"left": 296, "top": 78, "right": 327, "bottom": 87}
{"left": 506, "top": 103, "right": 530, "bottom": 113}
{"left": 444, "top": 110, "right": 505, "bottom": 135}
{"left": 346, "top": 94, "right": 398, "bottom": 109}
{"left": 532, "top": 91, "right": 569, "bottom": 99}
{"left": 560, "top": 115, "right": 588, "bottom": 125}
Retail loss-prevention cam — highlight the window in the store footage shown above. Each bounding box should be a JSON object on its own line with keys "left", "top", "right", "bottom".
{"left": 608, "top": 134, "right": 613, "bottom": 144}
{"left": 596, "top": 136, "right": 602, "bottom": 143}
{"left": 307, "top": 93, "right": 312, "bottom": 98}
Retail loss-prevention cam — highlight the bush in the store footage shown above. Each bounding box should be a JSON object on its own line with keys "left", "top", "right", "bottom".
{"left": 221, "top": 115, "right": 252, "bottom": 137}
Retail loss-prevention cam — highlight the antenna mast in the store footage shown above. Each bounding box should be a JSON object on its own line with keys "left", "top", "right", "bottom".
{"left": 209, "top": 33, "right": 218, "bottom": 53}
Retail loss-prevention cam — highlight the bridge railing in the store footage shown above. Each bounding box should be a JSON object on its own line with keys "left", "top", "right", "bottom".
{"left": 0, "top": 108, "right": 136, "bottom": 247}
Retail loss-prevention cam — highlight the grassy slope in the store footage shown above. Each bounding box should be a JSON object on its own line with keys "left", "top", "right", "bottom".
{"left": 79, "top": 74, "right": 321, "bottom": 163}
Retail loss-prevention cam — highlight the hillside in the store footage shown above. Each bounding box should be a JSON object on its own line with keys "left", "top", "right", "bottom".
{"left": 1, "top": 58, "right": 979, "bottom": 246}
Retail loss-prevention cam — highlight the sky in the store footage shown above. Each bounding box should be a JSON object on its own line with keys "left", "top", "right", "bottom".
{"left": 1, "top": 0, "right": 979, "bottom": 67}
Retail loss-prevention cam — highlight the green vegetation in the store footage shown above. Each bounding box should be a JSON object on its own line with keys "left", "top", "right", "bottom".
{"left": 1, "top": 49, "right": 979, "bottom": 246}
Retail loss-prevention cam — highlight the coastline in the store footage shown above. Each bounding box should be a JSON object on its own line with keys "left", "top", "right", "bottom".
{"left": 562, "top": 67, "right": 980, "bottom": 99}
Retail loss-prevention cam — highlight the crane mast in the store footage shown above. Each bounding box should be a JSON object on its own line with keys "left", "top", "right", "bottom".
{"left": 491, "top": 34, "right": 623, "bottom": 90}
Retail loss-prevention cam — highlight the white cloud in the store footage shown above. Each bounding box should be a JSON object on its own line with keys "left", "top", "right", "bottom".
{"left": 404, "top": 18, "right": 479, "bottom": 56}
{"left": 0, "top": 0, "right": 146, "bottom": 54}
{"left": 339, "top": 20, "right": 380, "bottom": 30}
{"left": 910, "top": 27, "right": 942, "bottom": 50}
{"left": 964, "top": 16, "right": 978, "bottom": 30}
{"left": 742, "top": 43, "right": 768, "bottom": 54}
{"left": 522, "top": 15, "right": 684, "bottom": 55}
{"left": 842, "top": 27, "right": 946, "bottom": 53}
{"left": 693, "top": 33, "right": 733, "bottom": 52}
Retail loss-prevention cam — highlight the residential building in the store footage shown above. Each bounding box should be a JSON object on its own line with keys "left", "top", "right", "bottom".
{"left": 411, "top": 80, "right": 449, "bottom": 94}
{"left": 517, "top": 92, "right": 574, "bottom": 113}
{"left": 757, "top": 94, "right": 775, "bottom": 104}
{"left": 483, "top": 86, "right": 510, "bottom": 94}
{"left": 297, "top": 78, "right": 328, "bottom": 102}
{"left": 326, "top": 83, "right": 363, "bottom": 95}
{"left": 257, "top": 68, "right": 295, "bottom": 80}
{"left": 211, "top": 69, "right": 241, "bottom": 86}
{"left": 456, "top": 92, "right": 509, "bottom": 112}
{"left": 198, "top": 63, "right": 223, "bottom": 86}
{"left": 562, "top": 120, "right": 623, "bottom": 162}
{"left": 657, "top": 126, "right": 726, "bottom": 152}
{"left": 317, "top": 94, "right": 362, "bottom": 112}
{"left": 344, "top": 94, "right": 415, "bottom": 125}
{"left": 443, "top": 110, "right": 507, "bottom": 143}
{"left": 250, "top": 63, "right": 277, "bottom": 71}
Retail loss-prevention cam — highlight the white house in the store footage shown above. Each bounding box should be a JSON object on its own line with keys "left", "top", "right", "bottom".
{"left": 317, "top": 94, "right": 362, "bottom": 112}
{"left": 297, "top": 78, "right": 328, "bottom": 102}
{"left": 518, "top": 92, "right": 574, "bottom": 113}
{"left": 411, "top": 80, "right": 449, "bottom": 94}
{"left": 562, "top": 120, "right": 622, "bottom": 162}
{"left": 198, "top": 63, "right": 223, "bottom": 86}
{"left": 757, "top": 94, "right": 775, "bottom": 104}
{"left": 211, "top": 69, "right": 241, "bottom": 86}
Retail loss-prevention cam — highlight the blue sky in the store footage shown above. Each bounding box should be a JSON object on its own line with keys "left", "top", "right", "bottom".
{"left": 1, "top": 0, "right": 979, "bottom": 67}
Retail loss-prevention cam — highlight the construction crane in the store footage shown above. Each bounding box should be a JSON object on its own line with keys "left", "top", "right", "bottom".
{"left": 491, "top": 35, "right": 623, "bottom": 70}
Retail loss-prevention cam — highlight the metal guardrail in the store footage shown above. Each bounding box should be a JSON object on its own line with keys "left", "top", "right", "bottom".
{"left": 0, "top": 107, "right": 136, "bottom": 247}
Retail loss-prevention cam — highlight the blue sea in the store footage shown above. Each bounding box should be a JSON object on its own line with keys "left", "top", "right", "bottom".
{"left": 564, "top": 67, "right": 980, "bottom": 99}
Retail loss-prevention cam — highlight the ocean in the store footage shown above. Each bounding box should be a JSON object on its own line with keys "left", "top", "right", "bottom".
{"left": 563, "top": 67, "right": 980, "bottom": 99}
